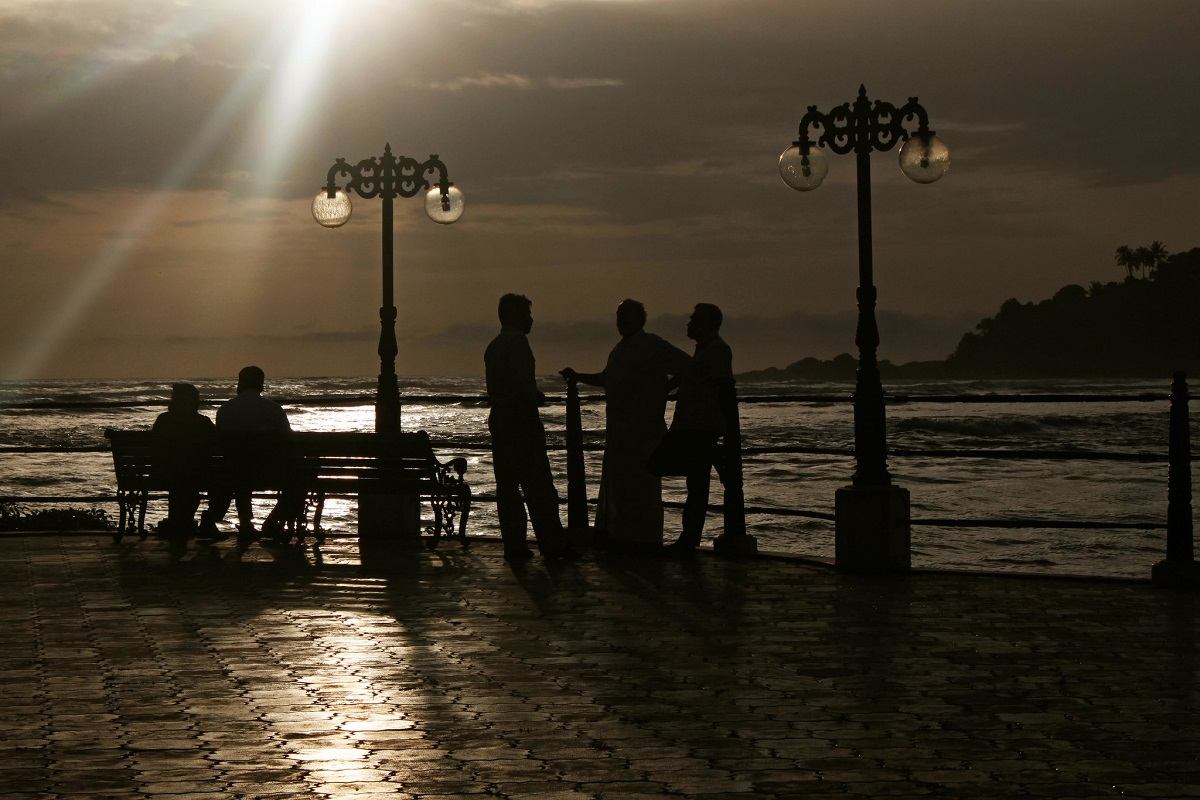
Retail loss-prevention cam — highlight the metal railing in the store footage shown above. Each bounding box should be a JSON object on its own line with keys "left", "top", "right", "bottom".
{"left": 557, "top": 372, "right": 1196, "bottom": 573}
{"left": 1, "top": 373, "right": 1194, "bottom": 576}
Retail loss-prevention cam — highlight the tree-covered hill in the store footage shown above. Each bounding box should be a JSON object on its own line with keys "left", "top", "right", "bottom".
{"left": 742, "top": 245, "right": 1200, "bottom": 381}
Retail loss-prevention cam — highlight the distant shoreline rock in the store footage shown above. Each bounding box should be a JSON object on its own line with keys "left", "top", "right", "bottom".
{"left": 740, "top": 246, "right": 1199, "bottom": 382}
{"left": 739, "top": 355, "right": 950, "bottom": 382}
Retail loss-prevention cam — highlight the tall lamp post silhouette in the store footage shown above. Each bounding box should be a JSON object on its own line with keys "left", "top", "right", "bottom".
{"left": 312, "top": 144, "right": 464, "bottom": 434}
{"left": 779, "top": 85, "right": 949, "bottom": 571}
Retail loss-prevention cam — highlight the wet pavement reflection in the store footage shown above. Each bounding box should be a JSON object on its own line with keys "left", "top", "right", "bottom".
{"left": 0, "top": 533, "right": 1197, "bottom": 798}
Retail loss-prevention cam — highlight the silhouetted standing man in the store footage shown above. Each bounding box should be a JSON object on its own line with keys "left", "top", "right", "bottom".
{"left": 654, "top": 303, "right": 735, "bottom": 555}
{"left": 485, "top": 294, "right": 570, "bottom": 561}
{"left": 562, "top": 299, "right": 689, "bottom": 550}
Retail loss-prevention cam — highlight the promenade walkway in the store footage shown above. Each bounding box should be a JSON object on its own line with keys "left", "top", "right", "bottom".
{"left": 0, "top": 533, "right": 1197, "bottom": 799}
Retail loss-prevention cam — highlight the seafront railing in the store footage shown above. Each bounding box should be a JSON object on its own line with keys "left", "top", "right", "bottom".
{"left": 1, "top": 374, "right": 1195, "bottom": 578}
{"left": 557, "top": 372, "right": 1195, "bottom": 578}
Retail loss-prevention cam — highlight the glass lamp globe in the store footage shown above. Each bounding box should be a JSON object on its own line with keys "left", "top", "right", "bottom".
{"left": 779, "top": 144, "right": 828, "bottom": 191}
{"left": 899, "top": 133, "right": 950, "bottom": 184}
{"left": 425, "top": 184, "right": 464, "bottom": 224}
{"left": 312, "top": 188, "right": 352, "bottom": 228}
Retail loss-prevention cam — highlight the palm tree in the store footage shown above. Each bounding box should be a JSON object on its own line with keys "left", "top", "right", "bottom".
{"left": 1145, "top": 240, "right": 1169, "bottom": 278}
{"left": 1115, "top": 245, "right": 1136, "bottom": 279}
{"left": 1134, "top": 246, "right": 1154, "bottom": 279}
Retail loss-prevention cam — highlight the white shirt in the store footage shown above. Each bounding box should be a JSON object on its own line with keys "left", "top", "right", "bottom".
{"left": 602, "top": 331, "right": 689, "bottom": 441}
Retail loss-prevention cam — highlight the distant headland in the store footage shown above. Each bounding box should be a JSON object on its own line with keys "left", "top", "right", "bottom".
{"left": 741, "top": 244, "right": 1200, "bottom": 381}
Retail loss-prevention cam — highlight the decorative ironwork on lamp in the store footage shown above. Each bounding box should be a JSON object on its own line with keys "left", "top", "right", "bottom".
{"left": 313, "top": 144, "right": 464, "bottom": 433}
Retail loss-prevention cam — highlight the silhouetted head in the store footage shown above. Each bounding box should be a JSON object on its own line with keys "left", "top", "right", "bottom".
{"left": 616, "top": 299, "right": 646, "bottom": 338}
{"left": 498, "top": 293, "right": 533, "bottom": 334}
{"left": 687, "top": 303, "right": 723, "bottom": 342}
{"left": 168, "top": 383, "right": 200, "bottom": 414}
{"left": 237, "top": 365, "right": 266, "bottom": 395}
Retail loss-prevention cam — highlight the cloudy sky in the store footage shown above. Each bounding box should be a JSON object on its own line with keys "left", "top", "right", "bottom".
{"left": 1, "top": 0, "right": 1197, "bottom": 379}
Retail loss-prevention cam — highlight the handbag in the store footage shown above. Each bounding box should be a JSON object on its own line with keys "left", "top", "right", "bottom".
{"left": 647, "top": 429, "right": 717, "bottom": 477}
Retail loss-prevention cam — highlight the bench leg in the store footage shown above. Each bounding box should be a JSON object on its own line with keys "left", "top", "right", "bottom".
{"left": 114, "top": 491, "right": 128, "bottom": 544}
{"left": 428, "top": 488, "right": 470, "bottom": 547}
{"left": 136, "top": 491, "right": 148, "bottom": 538}
{"left": 313, "top": 492, "right": 326, "bottom": 545}
{"left": 431, "top": 501, "right": 444, "bottom": 547}
{"left": 457, "top": 487, "right": 471, "bottom": 544}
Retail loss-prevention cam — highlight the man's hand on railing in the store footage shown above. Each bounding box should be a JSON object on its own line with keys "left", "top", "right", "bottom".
{"left": 561, "top": 367, "right": 605, "bottom": 388}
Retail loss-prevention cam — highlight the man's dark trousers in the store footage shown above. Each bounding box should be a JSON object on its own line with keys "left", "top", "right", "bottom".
{"left": 649, "top": 429, "right": 728, "bottom": 545}
{"left": 673, "top": 430, "right": 725, "bottom": 545}
{"left": 488, "top": 413, "right": 564, "bottom": 553}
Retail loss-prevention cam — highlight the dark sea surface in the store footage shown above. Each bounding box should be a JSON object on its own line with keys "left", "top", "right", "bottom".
{"left": 1, "top": 376, "right": 1194, "bottom": 579}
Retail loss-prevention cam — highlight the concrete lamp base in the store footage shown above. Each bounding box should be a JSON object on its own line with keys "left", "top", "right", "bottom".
{"left": 1152, "top": 559, "right": 1200, "bottom": 590}
{"left": 835, "top": 484, "right": 911, "bottom": 573}
{"left": 358, "top": 493, "right": 422, "bottom": 569}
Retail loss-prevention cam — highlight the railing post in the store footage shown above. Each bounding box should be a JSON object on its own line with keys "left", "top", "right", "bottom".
{"left": 1167, "top": 372, "right": 1194, "bottom": 560}
{"left": 1153, "top": 371, "right": 1199, "bottom": 587}
{"left": 564, "top": 376, "right": 588, "bottom": 532}
{"left": 714, "top": 381, "right": 757, "bottom": 557}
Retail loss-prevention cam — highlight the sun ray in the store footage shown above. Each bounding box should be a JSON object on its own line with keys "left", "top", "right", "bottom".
{"left": 210, "top": 0, "right": 347, "bottom": 342}
{"left": 242, "top": 0, "right": 342, "bottom": 189}
{"left": 1, "top": 11, "right": 297, "bottom": 380}
{"left": 0, "top": 1, "right": 237, "bottom": 137}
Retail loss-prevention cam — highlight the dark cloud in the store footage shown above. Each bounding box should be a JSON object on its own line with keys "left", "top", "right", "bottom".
{"left": 3, "top": 0, "right": 1197, "bottom": 200}
{"left": 1, "top": 0, "right": 1196, "bottom": 379}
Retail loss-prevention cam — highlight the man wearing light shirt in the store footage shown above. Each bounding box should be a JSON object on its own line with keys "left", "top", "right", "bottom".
{"left": 562, "top": 299, "right": 689, "bottom": 550}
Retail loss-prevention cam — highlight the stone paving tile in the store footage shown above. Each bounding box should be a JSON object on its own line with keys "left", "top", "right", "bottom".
{"left": 0, "top": 533, "right": 1198, "bottom": 798}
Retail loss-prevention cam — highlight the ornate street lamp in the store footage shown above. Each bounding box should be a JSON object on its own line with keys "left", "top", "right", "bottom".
{"left": 313, "top": 144, "right": 464, "bottom": 434}
{"left": 780, "top": 85, "right": 949, "bottom": 571}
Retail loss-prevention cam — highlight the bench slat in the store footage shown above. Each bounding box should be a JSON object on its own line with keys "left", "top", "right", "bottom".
{"left": 104, "top": 428, "right": 471, "bottom": 543}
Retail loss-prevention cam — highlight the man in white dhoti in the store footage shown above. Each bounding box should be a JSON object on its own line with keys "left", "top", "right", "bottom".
{"left": 562, "top": 300, "right": 689, "bottom": 550}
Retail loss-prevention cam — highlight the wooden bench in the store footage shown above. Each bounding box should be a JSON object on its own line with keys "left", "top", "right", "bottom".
{"left": 105, "top": 429, "right": 471, "bottom": 546}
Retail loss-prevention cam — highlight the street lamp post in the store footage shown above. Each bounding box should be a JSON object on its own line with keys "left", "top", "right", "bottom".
{"left": 312, "top": 144, "right": 464, "bottom": 434}
{"left": 780, "top": 85, "right": 949, "bottom": 571}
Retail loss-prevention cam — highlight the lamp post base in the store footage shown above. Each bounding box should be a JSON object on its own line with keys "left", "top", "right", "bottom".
{"left": 835, "top": 484, "right": 911, "bottom": 573}
{"left": 358, "top": 493, "right": 422, "bottom": 567}
{"left": 1151, "top": 559, "right": 1200, "bottom": 589}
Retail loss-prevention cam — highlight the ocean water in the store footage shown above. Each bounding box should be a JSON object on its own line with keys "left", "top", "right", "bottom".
{"left": 1, "top": 376, "right": 1194, "bottom": 579}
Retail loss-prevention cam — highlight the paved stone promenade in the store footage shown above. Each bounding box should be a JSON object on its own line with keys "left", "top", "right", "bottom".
{"left": 1, "top": 533, "right": 1198, "bottom": 799}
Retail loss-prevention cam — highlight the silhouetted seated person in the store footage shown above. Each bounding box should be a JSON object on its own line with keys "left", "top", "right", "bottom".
{"left": 485, "top": 293, "right": 572, "bottom": 561}
{"left": 561, "top": 299, "right": 689, "bottom": 551}
{"left": 648, "top": 303, "right": 735, "bottom": 556}
{"left": 197, "top": 366, "right": 299, "bottom": 545}
{"left": 151, "top": 383, "right": 215, "bottom": 538}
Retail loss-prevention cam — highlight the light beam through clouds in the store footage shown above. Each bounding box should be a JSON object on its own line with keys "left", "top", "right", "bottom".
{"left": 217, "top": 0, "right": 345, "bottom": 318}
{"left": 239, "top": 0, "right": 342, "bottom": 191}
{"left": 0, "top": 0, "right": 235, "bottom": 137}
{"left": 0, "top": 4, "right": 300, "bottom": 379}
